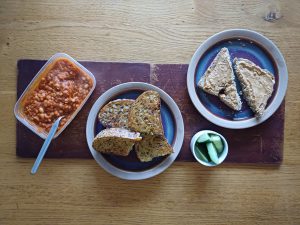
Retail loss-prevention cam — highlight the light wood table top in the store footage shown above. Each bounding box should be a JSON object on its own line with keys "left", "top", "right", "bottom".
{"left": 1, "top": 0, "right": 300, "bottom": 224}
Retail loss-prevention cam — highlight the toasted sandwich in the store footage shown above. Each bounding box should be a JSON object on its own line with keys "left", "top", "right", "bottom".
{"left": 234, "top": 58, "right": 275, "bottom": 117}
{"left": 198, "top": 47, "right": 242, "bottom": 111}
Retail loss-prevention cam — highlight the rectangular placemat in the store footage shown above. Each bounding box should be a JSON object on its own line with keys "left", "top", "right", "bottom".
{"left": 16, "top": 60, "right": 285, "bottom": 163}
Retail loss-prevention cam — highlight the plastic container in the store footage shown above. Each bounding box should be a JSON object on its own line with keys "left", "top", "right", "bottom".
{"left": 14, "top": 53, "right": 96, "bottom": 139}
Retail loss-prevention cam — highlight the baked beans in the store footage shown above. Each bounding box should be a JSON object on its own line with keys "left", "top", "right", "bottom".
{"left": 22, "top": 58, "right": 93, "bottom": 132}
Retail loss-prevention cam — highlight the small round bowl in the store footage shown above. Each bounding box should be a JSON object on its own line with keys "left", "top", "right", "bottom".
{"left": 190, "top": 130, "right": 228, "bottom": 167}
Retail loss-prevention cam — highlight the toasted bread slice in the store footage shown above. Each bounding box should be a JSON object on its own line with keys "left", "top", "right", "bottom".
{"left": 135, "top": 135, "right": 173, "bottom": 162}
{"left": 234, "top": 58, "right": 275, "bottom": 117}
{"left": 198, "top": 47, "right": 242, "bottom": 111}
{"left": 92, "top": 128, "right": 142, "bottom": 156}
{"left": 128, "top": 90, "right": 164, "bottom": 136}
{"left": 98, "top": 99, "right": 134, "bottom": 128}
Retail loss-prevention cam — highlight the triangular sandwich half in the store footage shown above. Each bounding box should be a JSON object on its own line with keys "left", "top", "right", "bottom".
{"left": 234, "top": 58, "right": 275, "bottom": 117}
{"left": 198, "top": 47, "right": 242, "bottom": 111}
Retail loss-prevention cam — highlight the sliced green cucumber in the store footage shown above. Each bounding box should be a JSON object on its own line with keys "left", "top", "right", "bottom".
{"left": 206, "top": 142, "right": 219, "bottom": 164}
{"left": 194, "top": 145, "right": 209, "bottom": 162}
{"left": 196, "top": 132, "right": 211, "bottom": 143}
{"left": 210, "top": 134, "right": 223, "bottom": 154}
{"left": 197, "top": 143, "right": 211, "bottom": 161}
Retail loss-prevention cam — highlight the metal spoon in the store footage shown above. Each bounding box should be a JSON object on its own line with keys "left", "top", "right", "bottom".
{"left": 31, "top": 116, "right": 64, "bottom": 174}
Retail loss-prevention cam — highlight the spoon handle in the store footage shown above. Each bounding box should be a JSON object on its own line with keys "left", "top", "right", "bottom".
{"left": 31, "top": 117, "right": 63, "bottom": 174}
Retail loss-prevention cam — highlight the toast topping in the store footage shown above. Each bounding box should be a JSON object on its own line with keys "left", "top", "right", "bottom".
{"left": 198, "top": 47, "right": 242, "bottom": 111}
{"left": 234, "top": 58, "right": 275, "bottom": 117}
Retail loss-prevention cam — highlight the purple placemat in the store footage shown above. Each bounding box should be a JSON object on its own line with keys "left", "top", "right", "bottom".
{"left": 16, "top": 60, "right": 285, "bottom": 163}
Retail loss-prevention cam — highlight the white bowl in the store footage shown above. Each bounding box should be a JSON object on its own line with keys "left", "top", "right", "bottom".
{"left": 190, "top": 130, "right": 228, "bottom": 167}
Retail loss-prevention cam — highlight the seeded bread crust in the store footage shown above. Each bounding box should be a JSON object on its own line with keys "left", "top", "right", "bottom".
{"left": 135, "top": 135, "right": 173, "bottom": 162}
{"left": 198, "top": 47, "right": 242, "bottom": 111}
{"left": 234, "top": 58, "right": 275, "bottom": 117}
{"left": 92, "top": 128, "right": 142, "bottom": 156}
{"left": 128, "top": 90, "right": 164, "bottom": 136}
{"left": 98, "top": 99, "right": 134, "bottom": 128}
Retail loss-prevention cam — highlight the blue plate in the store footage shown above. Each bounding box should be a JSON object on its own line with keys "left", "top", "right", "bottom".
{"left": 187, "top": 29, "right": 288, "bottom": 129}
{"left": 94, "top": 90, "right": 175, "bottom": 172}
{"left": 86, "top": 82, "right": 184, "bottom": 180}
{"left": 195, "top": 38, "right": 278, "bottom": 121}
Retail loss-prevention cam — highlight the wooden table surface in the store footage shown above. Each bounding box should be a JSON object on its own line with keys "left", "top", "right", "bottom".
{"left": 1, "top": 0, "right": 299, "bottom": 224}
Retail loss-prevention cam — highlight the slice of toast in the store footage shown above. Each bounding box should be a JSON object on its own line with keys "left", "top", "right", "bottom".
{"left": 92, "top": 128, "right": 142, "bottom": 156}
{"left": 198, "top": 47, "right": 242, "bottom": 111}
{"left": 128, "top": 90, "right": 164, "bottom": 136}
{"left": 98, "top": 99, "right": 134, "bottom": 128}
{"left": 135, "top": 135, "right": 173, "bottom": 162}
{"left": 234, "top": 58, "right": 275, "bottom": 117}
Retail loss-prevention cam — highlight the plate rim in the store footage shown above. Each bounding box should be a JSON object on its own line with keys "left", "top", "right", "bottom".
{"left": 86, "top": 82, "right": 184, "bottom": 180}
{"left": 187, "top": 29, "right": 288, "bottom": 129}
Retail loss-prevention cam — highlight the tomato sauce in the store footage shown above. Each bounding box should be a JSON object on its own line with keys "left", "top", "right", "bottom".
{"left": 22, "top": 58, "right": 93, "bottom": 132}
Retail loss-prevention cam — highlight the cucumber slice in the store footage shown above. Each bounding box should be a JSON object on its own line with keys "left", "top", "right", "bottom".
{"left": 210, "top": 134, "right": 223, "bottom": 154}
{"left": 196, "top": 143, "right": 211, "bottom": 161}
{"left": 206, "top": 142, "right": 219, "bottom": 164}
{"left": 194, "top": 145, "right": 209, "bottom": 162}
{"left": 196, "top": 132, "right": 211, "bottom": 143}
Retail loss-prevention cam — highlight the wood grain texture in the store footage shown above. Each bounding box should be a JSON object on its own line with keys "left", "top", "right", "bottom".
{"left": 0, "top": 0, "right": 300, "bottom": 224}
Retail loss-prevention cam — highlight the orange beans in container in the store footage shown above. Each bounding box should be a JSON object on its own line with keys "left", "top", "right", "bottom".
{"left": 14, "top": 53, "right": 96, "bottom": 139}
